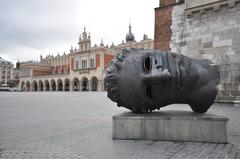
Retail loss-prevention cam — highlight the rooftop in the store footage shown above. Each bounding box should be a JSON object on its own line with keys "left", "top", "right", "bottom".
{"left": 0, "top": 57, "right": 12, "bottom": 65}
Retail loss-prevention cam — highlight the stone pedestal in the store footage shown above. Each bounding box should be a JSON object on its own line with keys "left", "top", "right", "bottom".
{"left": 112, "top": 111, "right": 229, "bottom": 143}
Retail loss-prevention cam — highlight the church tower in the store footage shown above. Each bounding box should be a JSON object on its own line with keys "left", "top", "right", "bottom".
{"left": 126, "top": 23, "right": 135, "bottom": 42}
{"left": 78, "top": 27, "right": 91, "bottom": 52}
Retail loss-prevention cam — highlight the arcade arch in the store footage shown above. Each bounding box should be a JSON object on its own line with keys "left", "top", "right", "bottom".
{"left": 91, "top": 77, "right": 98, "bottom": 91}
{"left": 38, "top": 80, "right": 44, "bottom": 91}
{"left": 21, "top": 81, "right": 25, "bottom": 91}
{"left": 57, "top": 79, "right": 63, "bottom": 91}
{"left": 72, "top": 78, "right": 80, "bottom": 91}
{"left": 44, "top": 80, "right": 50, "bottom": 91}
{"left": 26, "top": 81, "right": 30, "bottom": 91}
{"left": 32, "top": 80, "right": 38, "bottom": 91}
{"left": 64, "top": 78, "right": 70, "bottom": 91}
{"left": 51, "top": 79, "right": 56, "bottom": 91}
{"left": 81, "top": 77, "right": 89, "bottom": 91}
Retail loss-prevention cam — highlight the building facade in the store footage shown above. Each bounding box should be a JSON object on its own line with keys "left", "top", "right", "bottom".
{"left": 0, "top": 57, "right": 13, "bottom": 85}
{"left": 155, "top": 0, "right": 240, "bottom": 102}
{"left": 19, "top": 25, "right": 154, "bottom": 92}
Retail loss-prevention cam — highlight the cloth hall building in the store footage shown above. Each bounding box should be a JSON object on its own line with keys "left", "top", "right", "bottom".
{"left": 18, "top": 25, "right": 154, "bottom": 92}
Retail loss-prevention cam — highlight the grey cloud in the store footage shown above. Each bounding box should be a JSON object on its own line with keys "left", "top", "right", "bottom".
{"left": 0, "top": 0, "right": 157, "bottom": 63}
{"left": 0, "top": 0, "right": 81, "bottom": 51}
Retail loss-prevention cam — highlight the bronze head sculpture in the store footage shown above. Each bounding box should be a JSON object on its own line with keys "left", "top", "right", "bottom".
{"left": 106, "top": 49, "right": 220, "bottom": 114}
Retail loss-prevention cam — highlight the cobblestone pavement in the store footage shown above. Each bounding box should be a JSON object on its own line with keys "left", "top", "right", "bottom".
{"left": 0, "top": 92, "right": 240, "bottom": 159}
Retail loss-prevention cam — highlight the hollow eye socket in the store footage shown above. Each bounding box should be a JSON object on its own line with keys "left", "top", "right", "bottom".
{"left": 143, "top": 56, "right": 151, "bottom": 73}
{"left": 145, "top": 84, "right": 152, "bottom": 101}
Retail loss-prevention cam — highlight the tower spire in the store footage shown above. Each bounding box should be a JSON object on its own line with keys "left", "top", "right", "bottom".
{"left": 100, "top": 39, "right": 104, "bottom": 47}
{"left": 82, "top": 26, "right": 87, "bottom": 39}
{"left": 129, "top": 23, "right": 132, "bottom": 34}
{"left": 126, "top": 20, "right": 135, "bottom": 42}
{"left": 129, "top": 18, "right": 131, "bottom": 32}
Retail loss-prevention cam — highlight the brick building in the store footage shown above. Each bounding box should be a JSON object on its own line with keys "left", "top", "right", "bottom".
{"left": 155, "top": 0, "right": 240, "bottom": 102}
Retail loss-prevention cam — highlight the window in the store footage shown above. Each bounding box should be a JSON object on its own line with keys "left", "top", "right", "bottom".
{"left": 64, "top": 68, "right": 68, "bottom": 74}
{"left": 90, "top": 59, "right": 95, "bottom": 68}
{"left": 81, "top": 44, "right": 83, "bottom": 51}
{"left": 76, "top": 61, "right": 79, "bottom": 69}
{"left": 58, "top": 68, "right": 62, "bottom": 74}
{"left": 52, "top": 69, "right": 56, "bottom": 74}
{"left": 82, "top": 60, "right": 87, "bottom": 68}
{"left": 148, "top": 43, "right": 151, "bottom": 48}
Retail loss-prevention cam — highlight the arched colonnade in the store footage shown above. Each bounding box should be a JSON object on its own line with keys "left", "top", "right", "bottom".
{"left": 20, "top": 76, "right": 103, "bottom": 92}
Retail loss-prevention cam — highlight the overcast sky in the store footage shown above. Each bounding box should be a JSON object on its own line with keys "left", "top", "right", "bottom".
{"left": 0, "top": 0, "right": 159, "bottom": 64}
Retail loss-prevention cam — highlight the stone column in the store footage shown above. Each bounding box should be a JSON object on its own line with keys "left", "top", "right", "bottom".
{"left": 89, "top": 81, "right": 92, "bottom": 91}
{"left": 97, "top": 80, "right": 101, "bottom": 91}
{"left": 37, "top": 85, "right": 41, "bottom": 91}
{"left": 63, "top": 84, "right": 65, "bottom": 92}
{"left": 70, "top": 81, "right": 73, "bottom": 92}
{"left": 43, "top": 86, "right": 46, "bottom": 91}
{"left": 100, "top": 80, "right": 104, "bottom": 91}
{"left": 56, "top": 83, "right": 59, "bottom": 91}
{"left": 78, "top": 82, "right": 81, "bottom": 91}
{"left": 79, "top": 81, "right": 82, "bottom": 91}
{"left": 49, "top": 84, "right": 53, "bottom": 91}
{"left": 30, "top": 83, "right": 33, "bottom": 92}
{"left": 29, "top": 85, "right": 32, "bottom": 92}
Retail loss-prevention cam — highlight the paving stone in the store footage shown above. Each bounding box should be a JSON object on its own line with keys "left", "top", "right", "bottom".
{"left": 0, "top": 92, "right": 240, "bottom": 158}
